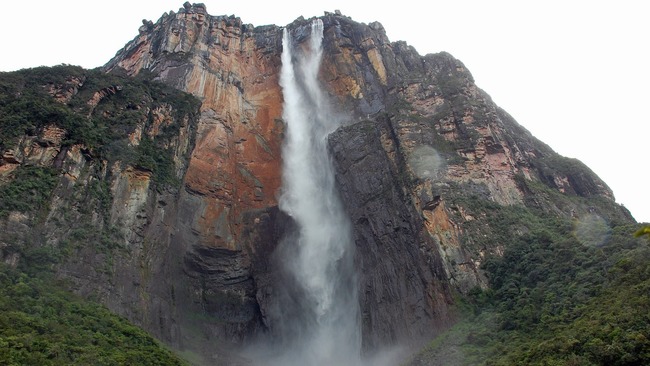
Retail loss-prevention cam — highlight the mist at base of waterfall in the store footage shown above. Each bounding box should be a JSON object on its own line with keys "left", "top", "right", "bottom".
{"left": 243, "top": 340, "right": 409, "bottom": 366}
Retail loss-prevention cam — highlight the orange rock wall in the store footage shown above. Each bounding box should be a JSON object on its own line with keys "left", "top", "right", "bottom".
{"left": 108, "top": 8, "right": 284, "bottom": 251}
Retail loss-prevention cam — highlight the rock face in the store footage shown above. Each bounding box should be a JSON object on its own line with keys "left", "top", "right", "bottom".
{"left": 103, "top": 5, "right": 288, "bottom": 356}
{"left": 0, "top": 65, "right": 203, "bottom": 355}
{"left": 0, "top": 3, "right": 634, "bottom": 363}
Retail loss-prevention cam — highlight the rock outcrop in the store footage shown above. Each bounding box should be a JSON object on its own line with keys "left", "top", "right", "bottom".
{"left": 0, "top": 3, "right": 634, "bottom": 363}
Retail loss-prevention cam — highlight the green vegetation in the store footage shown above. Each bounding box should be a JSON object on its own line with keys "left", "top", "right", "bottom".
{"left": 0, "top": 66, "right": 83, "bottom": 147}
{"left": 0, "top": 264, "right": 186, "bottom": 366}
{"left": 0, "top": 166, "right": 59, "bottom": 218}
{"left": 410, "top": 193, "right": 650, "bottom": 365}
{"left": 134, "top": 137, "right": 178, "bottom": 187}
{"left": 467, "top": 224, "right": 650, "bottom": 365}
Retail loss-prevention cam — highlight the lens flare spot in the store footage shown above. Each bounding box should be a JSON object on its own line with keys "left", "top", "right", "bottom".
{"left": 408, "top": 145, "right": 446, "bottom": 180}
{"left": 573, "top": 213, "right": 611, "bottom": 247}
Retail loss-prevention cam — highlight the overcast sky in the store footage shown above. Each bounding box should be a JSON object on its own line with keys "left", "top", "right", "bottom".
{"left": 2, "top": 0, "right": 648, "bottom": 222}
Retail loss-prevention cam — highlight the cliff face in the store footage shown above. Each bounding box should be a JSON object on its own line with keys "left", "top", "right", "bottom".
{"left": 0, "top": 2, "right": 634, "bottom": 363}
{"left": 0, "top": 64, "right": 204, "bottom": 351}
{"left": 103, "top": 5, "right": 288, "bottom": 355}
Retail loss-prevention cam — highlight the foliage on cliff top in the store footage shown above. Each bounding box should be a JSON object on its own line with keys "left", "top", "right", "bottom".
{"left": 0, "top": 64, "right": 200, "bottom": 186}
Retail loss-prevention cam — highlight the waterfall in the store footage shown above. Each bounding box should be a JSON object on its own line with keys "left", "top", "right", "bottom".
{"left": 258, "top": 19, "right": 361, "bottom": 366}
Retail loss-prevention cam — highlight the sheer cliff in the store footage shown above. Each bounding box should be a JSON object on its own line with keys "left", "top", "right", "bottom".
{"left": 0, "top": 3, "right": 635, "bottom": 364}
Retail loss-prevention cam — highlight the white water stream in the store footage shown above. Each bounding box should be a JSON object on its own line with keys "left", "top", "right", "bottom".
{"left": 265, "top": 19, "right": 361, "bottom": 365}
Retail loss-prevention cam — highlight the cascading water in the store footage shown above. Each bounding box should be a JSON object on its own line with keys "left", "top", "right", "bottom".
{"left": 254, "top": 19, "right": 362, "bottom": 366}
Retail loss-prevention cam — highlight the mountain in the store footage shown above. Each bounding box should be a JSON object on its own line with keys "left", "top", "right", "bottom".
{"left": 0, "top": 3, "right": 645, "bottom": 365}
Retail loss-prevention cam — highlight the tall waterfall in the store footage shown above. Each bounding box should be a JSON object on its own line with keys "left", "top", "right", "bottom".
{"left": 261, "top": 19, "right": 361, "bottom": 365}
